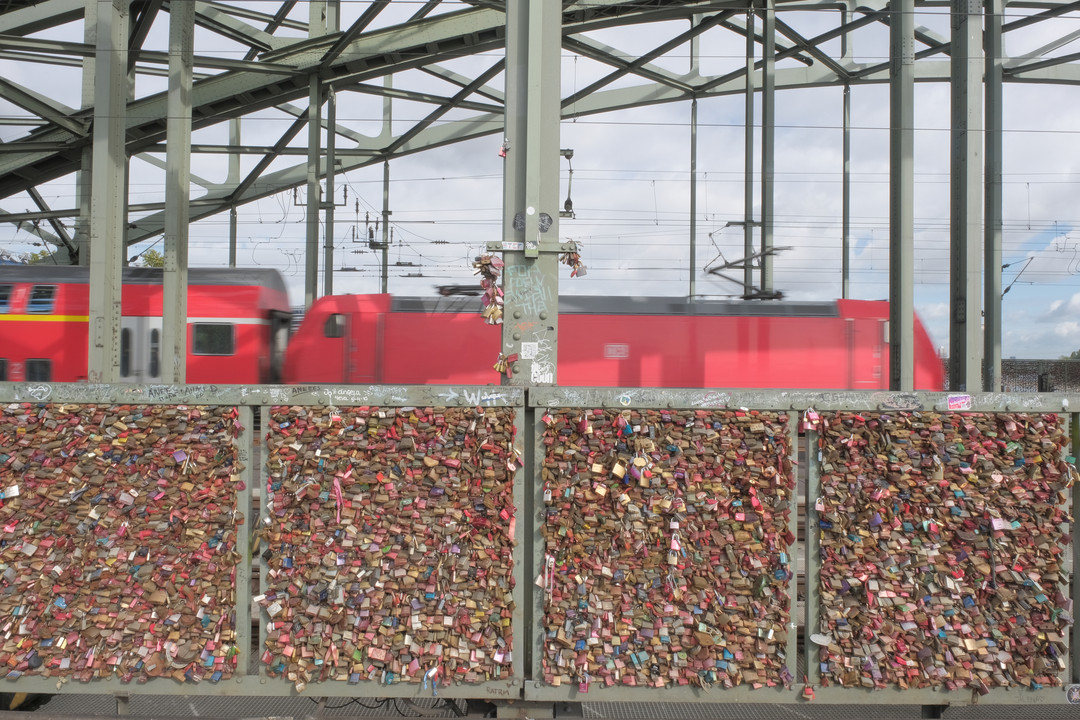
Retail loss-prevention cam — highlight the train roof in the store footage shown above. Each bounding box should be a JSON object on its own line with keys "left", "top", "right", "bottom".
{"left": 0, "top": 265, "right": 288, "bottom": 295}
{"left": 391, "top": 295, "right": 842, "bottom": 317}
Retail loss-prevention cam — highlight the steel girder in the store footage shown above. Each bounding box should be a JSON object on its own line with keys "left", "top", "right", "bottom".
{"left": 2, "top": 0, "right": 1080, "bottom": 247}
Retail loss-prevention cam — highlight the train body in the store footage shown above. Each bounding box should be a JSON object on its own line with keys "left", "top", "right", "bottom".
{"left": 284, "top": 294, "right": 945, "bottom": 389}
{"left": 0, "top": 266, "right": 291, "bottom": 384}
{"left": 0, "top": 265, "right": 944, "bottom": 390}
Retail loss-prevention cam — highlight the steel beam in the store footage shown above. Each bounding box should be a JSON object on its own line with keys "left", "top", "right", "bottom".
{"left": 744, "top": 5, "right": 756, "bottom": 293}
{"left": 948, "top": 0, "right": 984, "bottom": 391}
{"left": 162, "top": 0, "right": 194, "bottom": 384}
{"left": 87, "top": 0, "right": 127, "bottom": 383}
{"left": 889, "top": 0, "right": 915, "bottom": 391}
{"left": 760, "top": 0, "right": 775, "bottom": 294}
{"left": 500, "top": 0, "right": 561, "bottom": 387}
{"left": 304, "top": 75, "right": 322, "bottom": 310}
{"left": 984, "top": 0, "right": 1004, "bottom": 391}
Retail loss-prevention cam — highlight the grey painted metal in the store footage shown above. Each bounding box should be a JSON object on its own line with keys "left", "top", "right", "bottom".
{"left": 805, "top": 425, "right": 822, "bottom": 687}
{"left": 889, "top": 0, "right": 915, "bottom": 392}
{"left": 162, "top": 0, "right": 194, "bottom": 384}
{"left": 0, "top": 76, "right": 85, "bottom": 137}
{"left": 527, "top": 387, "right": 1077, "bottom": 414}
{"left": 73, "top": 0, "right": 96, "bottom": 267}
{"left": 381, "top": 158, "right": 390, "bottom": 294}
{"left": 760, "top": 0, "right": 775, "bottom": 296}
{"left": 949, "top": 0, "right": 984, "bottom": 392}
{"left": 86, "top": 0, "right": 126, "bottom": 383}
{"left": 984, "top": 0, "right": 1004, "bottom": 392}
{"left": 228, "top": 118, "right": 240, "bottom": 268}
{"left": 323, "top": 87, "right": 337, "bottom": 297}
{"left": 234, "top": 405, "right": 255, "bottom": 689}
{"left": 841, "top": 81, "right": 850, "bottom": 300}
{"left": 304, "top": 75, "right": 321, "bottom": 310}
{"left": 690, "top": 95, "right": 698, "bottom": 300}
{"left": 743, "top": 5, "right": 756, "bottom": 294}
{"left": 1072, "top": 414, "right": 1079, "bottom": 684}
{"left": 499, "top": 0, "right": 561, "bottom": 387}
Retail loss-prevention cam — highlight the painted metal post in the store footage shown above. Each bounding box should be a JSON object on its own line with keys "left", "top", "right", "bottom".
{"left": 949, "top": 0, "right": 984, "bottom": 391}
{"left": 690, "top": 97, "right": 698, "bottom": 300}
{"left": 760, "top": 0, "right": 775, "bottom": 295}
{"left": 304, "top": 75, "right": 322, "bottom": 310}
{"left": 324, "top": 88, "right": 338, "bottom": 297}
{"left": 841, "top": 5, "right": 851, "bottom": 300}
{"left": 87, "top": 0, "right": 128, "bottom": 383}
{"left": 984, "top": 0, "right": 1004, "bottom": 392}
{"left": 162, "top": 0, "right": 194, "bottom": 384}
{"left": 74, "top": 0, "right": 99, "bottom": 266}
{"left": 381, "top": 159, "right": 390, "bottom": 294}
{"left": 229, "top": 118, "right": 241, "bottom": 268}
{"left": 744, "top": 4, "right": 756, "bottom": 294}
{"left": 889, "top": 0, "right": 915, "bottom": 391}
{"left": 500, "top": 0, "right": 561, "bottom": 387}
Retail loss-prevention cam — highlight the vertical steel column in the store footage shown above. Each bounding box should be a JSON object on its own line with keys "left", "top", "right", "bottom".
{"left": 229, "top": 207, "right": 238, "bottom": 267}
{"left": 690, "top": 97, "right": 698, "bottom": 300}
{"left": 304, "top": 1, "right": 327, "bottom": 309}
{"left": 689, "top": 15, "right": 700, "bottom": 300}
{"left": 889, "top": 0, "right": 915, "bottom": 391}
{"left": 161, "top": 0, "right": 194, "bottom": 384}
{"left": 87, "top": 0, "right": 128, "bottom": 383}
{"left": 949, "top": 0, "right": 984, "bottom": 391}
{"left": 804, "top": 424, "right": 822, "bottom": 686}
{"left": 501, "top": 0, "right": 561, "bottom": 386}
{"left": 381, "top": 159, "right": 390, "bottom": 294}
{"left": 228, "top": 119, "right": 240, "bottom": 268}
{"left": 323, "top": 88, "right": 337, "bottom": 297}
{"left": 760, "top": 0, "right": 775, "bottom": 295}
{"left": 304, "top": 75, "right": 322, "bottom": 310}
{"left": 841, "top": 3, "right": 852, "bottom": 300}
{"left": 74, "top": 0, "right": 98, "bottom": 266}
{"left": 743, "top": 5, "right": 756, "bottom": 293}
{"left": 322, "top": 2, "right": 340, "bottom": 298}
{"left": 984, "top": 0, "right": 1004, "bottom": 392}
{"left": 842, "top": 84, "right": 851, "bottom": 299}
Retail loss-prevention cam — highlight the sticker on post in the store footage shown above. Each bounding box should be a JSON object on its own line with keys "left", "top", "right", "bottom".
{"left": 947, "top": 394, "right": 972, "bottom": 411}
{"left": 520, "top": 342, "right": 538, "bottom": 360}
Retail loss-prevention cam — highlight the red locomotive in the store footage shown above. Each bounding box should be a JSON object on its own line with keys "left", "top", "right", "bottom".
{"left": 284, "top": 294, "right": 945, "bottom": 389}
{"left": 0, "top": 266, "right": 291, "bottom": 384}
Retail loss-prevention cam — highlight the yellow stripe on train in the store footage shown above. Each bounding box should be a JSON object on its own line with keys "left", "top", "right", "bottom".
{"left": 0, "top": 314, "right": 90, "bottom": 322}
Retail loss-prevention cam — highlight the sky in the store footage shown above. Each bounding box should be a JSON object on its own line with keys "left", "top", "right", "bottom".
{"left": 3, "top": 2, "right": 1080, "bottom": 359}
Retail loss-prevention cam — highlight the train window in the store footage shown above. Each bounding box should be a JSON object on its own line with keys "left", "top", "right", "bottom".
{"left": 27, "top": 285, "right": 56, "bottom": 314}
{"left": 324, "top": 314, "right": 345, "bottom": 338}
{"left": 193, "top": 324, "right": 235, "bottom": 355}
{"left": 0, "top": 285, "right": 10, "bottom": 313}
{"left": 120, "top": 328, "right": 131, "bottom": 377}
{"left": 25, "top": 359, "right": 50, "bottom": 381}
{"left": 0, "top": 359, "right": 6, "bottom": 381}
{"left": 150, "top": 329, "right": 160, "bottom": 377}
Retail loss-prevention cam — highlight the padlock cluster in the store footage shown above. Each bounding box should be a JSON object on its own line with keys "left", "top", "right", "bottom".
{"left": 0, "top": 403, "right": 243, "bottom": 683}
{"left": 816, "top": 411, "right": 1073, "bottom": 692}
{"left": 258, "top": 405, "right": 517, "bottom": 691}
{"left": 539, "top": 408, "right": 795, "bottom": 691}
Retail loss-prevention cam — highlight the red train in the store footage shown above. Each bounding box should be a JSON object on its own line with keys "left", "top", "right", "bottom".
{"left": 0, "top": 266, "right": 291, "bottom": 384}
{"left": 284, "top": 294, "right": 945, "bottom": 389}
{"left": 0, "top": 265, "right": 944, "bottom": 389}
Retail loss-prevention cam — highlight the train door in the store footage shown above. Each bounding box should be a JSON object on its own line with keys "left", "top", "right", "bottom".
{"left": 119, "top": 317, "right": 163, "bottom": 383}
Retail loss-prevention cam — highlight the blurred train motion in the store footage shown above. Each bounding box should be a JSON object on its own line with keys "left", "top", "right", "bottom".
{"left": 0, "top": 266, "right": 291, "bottom": 384}
{"left": 0, "top": 266, "right": 944, "bottom": 390}
{"left": 286, "top": 294, "right": 944, "bottom": 389}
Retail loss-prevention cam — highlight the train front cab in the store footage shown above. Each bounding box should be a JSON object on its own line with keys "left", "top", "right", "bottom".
{"left": 0, "top": 266, "right": 291, "bottom": 384}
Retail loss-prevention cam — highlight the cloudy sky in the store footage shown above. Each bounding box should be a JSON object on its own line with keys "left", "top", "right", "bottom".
{"left": 3, "top": 2, "right": 1080, "bottom": 359}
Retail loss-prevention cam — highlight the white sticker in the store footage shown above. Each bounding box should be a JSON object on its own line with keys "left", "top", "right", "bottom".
{"left": 520, "top": 342, "right": 538, "bottom": 359}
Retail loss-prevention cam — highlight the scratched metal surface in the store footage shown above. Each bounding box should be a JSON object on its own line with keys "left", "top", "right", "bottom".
{"left": 32, "top": 694, "right": 1080, "bottom": 718}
